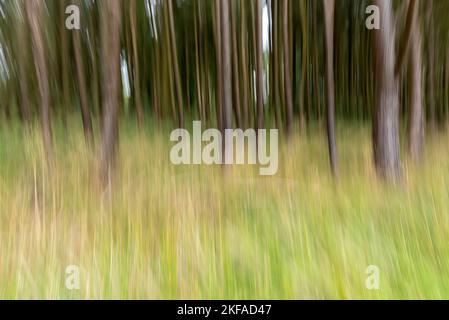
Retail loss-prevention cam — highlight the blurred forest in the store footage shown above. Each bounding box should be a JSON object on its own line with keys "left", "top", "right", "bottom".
{"left": 2, "top": 0, "right": 449, "bottom": 299}
{"left": 0, "top": 0, "right": 448, "bottom": 182}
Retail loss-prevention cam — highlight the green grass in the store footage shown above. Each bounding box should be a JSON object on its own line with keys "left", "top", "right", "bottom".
{"left": 1, "top": 116, "right": 449, "bottom": 299}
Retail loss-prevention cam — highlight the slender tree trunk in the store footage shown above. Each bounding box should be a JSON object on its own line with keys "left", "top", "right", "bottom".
{"left": 194, "top": 4, "right": 203, "bottom": 120}
{"left": 298, "top": 0, "right": 307, "bottom": 132}
{"left": 167, "top": 0, "right": 184, "bottom": 128}
{"left": 17, "top": 7, "right": 30, "bottom": 123}
{"left": 60, "top": 0, "right": 70, "bottom": 126}
{"left": 272, "top": 0, "right": 282, "bottom": 130}
{"left": 408, "top": 1, "right": 424, "bottom": 160}
{"left": 130, "top": 0, "right": 143, "bottom": 127}
{"left": 213, "top": 0, "right": 223, "bottom": 131}
{"left": 324, "top": 0, "right": 338, "bottom": 175}
{"left": 255, "top": 0, "right": 264, "bottom": 130}
{"left": 283, "top": 0, "right": 293, "bottom": 136}
{"left": 99, "top": 0, "right": 122, "bottom": 184}
{"left": 395, "top": 0, "right": 418, "bottom": 78}
{"left": 73, "top": 26, "right": 94, "bottom": 145}
{"left": 220, "top": 0, "right": 233, "bottom": 132}
{"left": 240, "top": 0, "right": 250, "bottom": 128}
{"left": 426, "top": 0, "right": 436, "bottom": 130}
{"left": 26, "top": 0, "right": 53, "bottom": 158}
{"left": 372, "top": 0, "right": 401, "bottom": 180}
{"left": 231, "top": 0, "right": 242, "bottom": 128}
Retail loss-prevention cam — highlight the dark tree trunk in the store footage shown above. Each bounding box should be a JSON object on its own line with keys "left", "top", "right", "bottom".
{"left": 167, "top": 0, "right": 184, "bottom": 128}
{"left": 17, "top": 9, "right": 30, "bottom": 123}
{"left": 426, "top": 0, "right": 436, "bottom": 130}
{"left": 230, "top": 0, "right": 242, "bottom": 128}
{"left": 408, "top": 1, "right": 424, "bottom": 160}
{"left": 283, "top": 0, "right": 293, "bottom": 136}
{"left": 220, "top": 0, "right": 233, "bottom": 132}
{"left": 255, "top": 0, "right": 264, "bottom": 130}
{"left": 130, "top": 0, "right": 143, "bottom": 127}
{"left": 73, "top": 27, "right": 94, "bottom": 145}
{"left": 324, "top": 0, "right": 338, "bottom": 175}
{"left": 213, "top": 0, "right": 223, "bottom": 131}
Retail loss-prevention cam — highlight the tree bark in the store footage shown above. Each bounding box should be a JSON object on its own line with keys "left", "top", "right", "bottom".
{"left": 283, "top": 0, "right": 293, "bottom": 136}
{"left": 99, "top": 0, "right": 122, "bottom": 184}
{"left": 426, "top": 0, "right": 436, "bottom": 130}
{"left": 372, "top": 0, "right": 401, "bottom": 180}
{"left": 395, "top": 0, "right": 418, "bottom": 78}
{"left": 255, "top": 0, "right": 264, "bottom": 130}
{"left": 231, "top": 0, "right": 242, "bottom": 128}
{"left": 220, "top": 0, "right": 233, "bottom": 132}
{"left": 323, "top": 0, "right": 338, "bottom": 175}
{"left": 130, "top": 0, "right": 144, "bottom": 127}
{"left": 167, "top": 0, "right": 184, "bottom": 128}
{"left": 17, "top": 5, "right": 30, "bottom": 123}
{"left": 408, "top": 1, "right": 424, "bottom": 161}
{"left": 26, "top": 0, "right": 53, "bottom": 158}
{"left": 213, "top": 0, "right": 223, "bottom": 131}
{"left": 73, "top": 26, "right": 94, "bottom": 145}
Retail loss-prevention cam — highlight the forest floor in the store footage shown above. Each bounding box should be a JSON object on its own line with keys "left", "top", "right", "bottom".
{"left": 1, "top": 116, "right": 449, "bottom": 299}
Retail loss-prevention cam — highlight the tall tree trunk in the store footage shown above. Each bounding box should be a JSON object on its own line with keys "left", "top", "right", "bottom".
{"left": 26, "top": 0, "right": 53, "bottom": 158}
{"left": 194, "top": 3, "right": 203, "bottom": 120}
{"left": 230, "top": 0, "right": 242, "bottom": 128}
{"left": 272, "top": 0, "right": 282, "bottom": 130}
{"left": 298, "top": 0, "right": 307, "bottom": 132}
{"left": 130, "top": 0, "right": 143, "bottom": 127}
{"left": 426, "top": 0, "right": 436, "bottom": 130}
{"left": 167, "top": 0, "right": 184, "bottom": 128}
{"left": 324, "top": 0, "right": 338, "bottom": 175}
{"left": 73, "top": 25, "right": 94, "bottom": 145}
{"left": 99, "top": 0, "right": 122, "bottom": 184}
{"left": 59, "top": 0, "right": 70, "bottom": 127}
{"left": 240, "top": 0, "right": 250, "bottom": 128}
{"left": 213, "top": 0, "right": 223, "bottom": 131}
{"left": 220, "top": 0, "right": 233, "bottom": 132}
{"left": 255, "top": 0, "right": 264, "bottom": 130}
{"left": 395, "top": 0, "right": 418, "bottom": 78}
{"left": 17, "top": 5, "right": 30, "bottom": 123}
{"left": 283, "top": 0, "right": 293, "bottom": 136}
{"left": 408, "top": 1, "right": 424, "bottom": 160}
{"left": 372, "top": 0, "right": 401, "bottom": 180}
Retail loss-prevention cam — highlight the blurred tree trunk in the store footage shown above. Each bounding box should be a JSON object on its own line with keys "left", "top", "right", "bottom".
{"left": 213, "top": 0, "right": 223, "bottom": 131}
{"left": 395, "top": 0, "right": 418, "bottom": 78}
{"left": 26, "top": 0, "right": 53, "bottom": 158}
{"left": 130, "top": 0, "right": 143, "bottom": 127}
{"left": 240, "top": 0, "right": 250, "bottom": 128}
{"left": 99, "top": 0, "right": 122, "bottom": 184}
{"left": 372, "top": 0, "right": 401, "bottom": 180}
{"left": 220, "top": 0, "right": 232, "bottom": 132}
{"left": 298, "top": 0, "right": 307, "bottom": 132}
{"left": 73, "top": 26, "right": 94, "bottom": 145}
{"left": 324, "top": 0, "right": 338, "bottom": 175}
{"left": 194, "top": 2, "right": 203, "bottom": 120}
{"left": 17, "top": 4, "right": 30, "bottom": 123}
{"left": 59, "top": 0, "right": 69, "bottom": 127}
{"left": 231, "top": 0, "right": 241, "bottom": 128}
{"left": 88, "top": 7, "right": 101, "bottom": 122}
{"left": 255, "top": 0, "right": 264, "bottom": 130}
{"left": 408, "top": 1, "right": 424, "bottom": 160}
{"left": 167, "top": 0, "right": 184, "bottom": 128}
{"left": 283, "top": 0, "right": 293, "bottom": 136}
{"left": 426, "top": 0, "right": 436, "bottom": 130}
{"left": 272, "top": 0, "right": 281, "bottom": 130}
